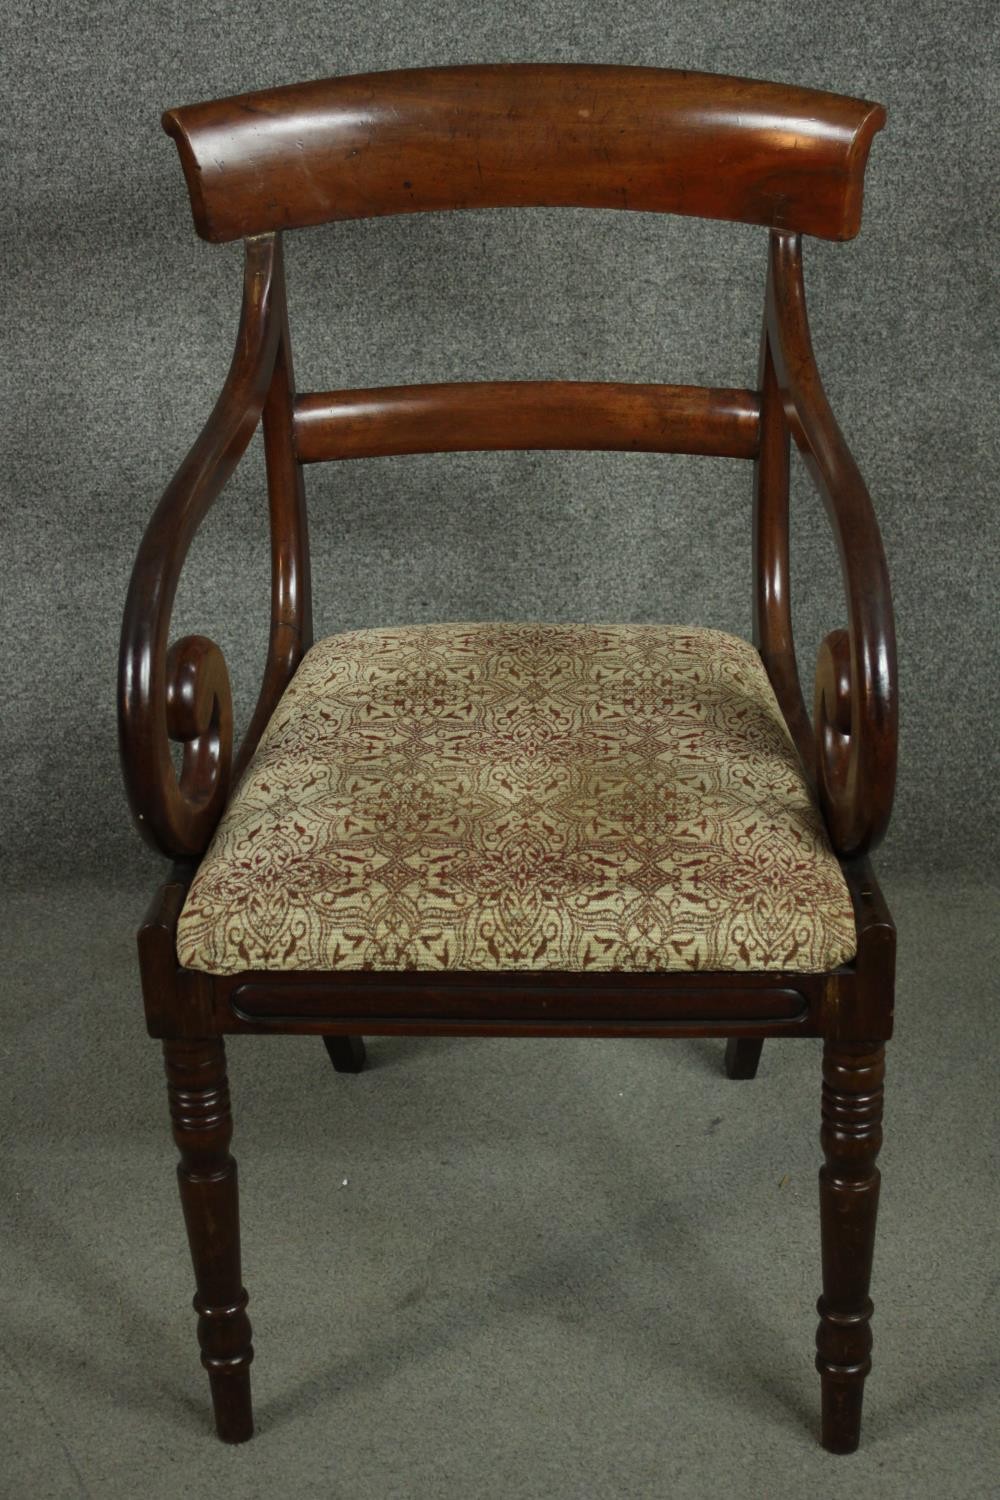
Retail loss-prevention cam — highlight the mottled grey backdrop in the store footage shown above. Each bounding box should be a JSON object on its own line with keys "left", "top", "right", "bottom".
{"left": 3, "top": 1, "right": 997, "bottom": 891}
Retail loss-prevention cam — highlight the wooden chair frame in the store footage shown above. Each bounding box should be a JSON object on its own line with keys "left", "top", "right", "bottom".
{"left": 119, "top": 66, "right": 897, "bottom": 1452}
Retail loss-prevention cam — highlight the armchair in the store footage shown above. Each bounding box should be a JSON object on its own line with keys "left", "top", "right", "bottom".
{"left": 119, "top": 64, "right": 897, "bottom": 1453}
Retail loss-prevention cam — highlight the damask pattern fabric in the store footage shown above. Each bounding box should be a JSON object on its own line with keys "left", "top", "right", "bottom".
{"left": 177, "top": 623, "right": 856, "bottom": 975}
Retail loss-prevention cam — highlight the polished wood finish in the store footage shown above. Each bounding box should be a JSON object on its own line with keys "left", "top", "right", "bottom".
{"left": 227, "top": 973, "right": 817, "bottom": 1037}
{"left": 163, "top": 65, "right": 885, "bottom": 244}
{"left": 119, "top": 234, "right": 311, "bottom": 855}
{"left": 293, "top": 382, "right": 760, "bottom": 463}
{"left": 119, "top": 237, "right": 277, "bottom": 856}
{"left": 164, "top": 1038, "right": 254, "bottom": 1443}
{"left": 816, "top": 1041, "right": 884, "bottom": 1453}
{"left": 121, "top": 65, "right": 897, "bottom": 1450}
{"left": 752, "top": 326, "right": 814, "bottom": 776}
{"left": 237, "top": 237, "right": 313, "bottom": 781}
{"left": 764, "top": 232, "right": 897, "bottom": 855}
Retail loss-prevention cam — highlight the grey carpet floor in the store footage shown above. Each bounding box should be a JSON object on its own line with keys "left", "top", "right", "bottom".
{"left": 2, "top": 875, "right": 997, "bottom": 1499}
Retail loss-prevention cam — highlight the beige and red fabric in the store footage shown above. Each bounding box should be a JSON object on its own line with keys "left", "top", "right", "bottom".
{"left": 177, "top": 623, "right": 855, "bottom": 975}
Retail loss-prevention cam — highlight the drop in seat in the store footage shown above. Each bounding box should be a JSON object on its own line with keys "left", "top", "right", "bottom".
{"left": 177, "top": 622, "right": 857, "bottom": 976}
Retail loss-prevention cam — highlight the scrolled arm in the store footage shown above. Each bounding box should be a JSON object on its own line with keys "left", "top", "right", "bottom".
{"left": 764, "top": 230, "right": 897, "bottom": 857}
{"left": 118, "top": 235, "right": 281, "bottom": 857}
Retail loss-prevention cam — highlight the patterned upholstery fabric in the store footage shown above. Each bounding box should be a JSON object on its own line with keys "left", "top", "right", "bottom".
{"left": 177, "top": 623, "right": 856, "bottom": 975}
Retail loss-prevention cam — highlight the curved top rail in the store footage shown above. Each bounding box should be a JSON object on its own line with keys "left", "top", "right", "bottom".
{"left": 163, "top": 64, "right": 886, "bottom": 244}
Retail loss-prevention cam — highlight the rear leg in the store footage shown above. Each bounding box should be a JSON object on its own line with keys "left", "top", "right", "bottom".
{"left": 323, "top": 1036, "right": 367, "bottom": 1073}
{"left": 724, "top": 1038, "right": 763, "bottom": 1079}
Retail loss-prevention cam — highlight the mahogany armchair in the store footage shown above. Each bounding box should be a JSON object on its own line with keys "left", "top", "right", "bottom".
{"left": 119, "top": 65, "right": 897, "bottom": 1453}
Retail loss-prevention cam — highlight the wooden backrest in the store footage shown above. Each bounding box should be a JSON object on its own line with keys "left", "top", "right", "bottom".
{"left": 126, "top": 66, "right": 894, "bottom": 864}
{"left": 160, "top": 65, "right": 886, "bottom": 472}
{"left": 163, "top": 64, "right": 886, "bottom": 245}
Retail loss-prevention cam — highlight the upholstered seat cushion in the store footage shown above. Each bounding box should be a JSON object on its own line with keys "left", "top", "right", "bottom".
{"left": 177, "top": 623, "right": 856, "bottom": 975}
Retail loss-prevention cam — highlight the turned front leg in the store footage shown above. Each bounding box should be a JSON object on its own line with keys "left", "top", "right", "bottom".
{"left": 164, "top": 1039, "right": 254, "bottom": 1443}
{"left": 816, "top": 1040, "right": 884, "bottom": 1453}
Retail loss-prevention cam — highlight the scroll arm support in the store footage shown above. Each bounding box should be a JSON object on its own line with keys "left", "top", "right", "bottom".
{"left": 118, "top": 234, "right": 287, "bottom": 859}
{"left": 752, "top": 323, "right": 815, "bottom": 779}
{"left": 763, "top": 231, "right": 897, "bottom": 857}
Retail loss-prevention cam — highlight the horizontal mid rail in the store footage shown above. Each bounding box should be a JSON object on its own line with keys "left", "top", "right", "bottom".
{"left": 292, "top": 381, "right": 760, "bottom": 462}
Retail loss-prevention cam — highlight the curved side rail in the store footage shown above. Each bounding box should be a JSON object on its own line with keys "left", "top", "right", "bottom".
{"left": 764, "top": 231, "right": 897, "bottom": 855}
{"left": 118, "top": 235, "right": 282, "bottom": 857}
